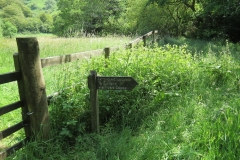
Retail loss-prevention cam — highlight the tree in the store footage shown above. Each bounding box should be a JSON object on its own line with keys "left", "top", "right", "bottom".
{"left": 143, "top": 0, "right": 196, "bottom": 36}
{"left": 102, "top": 0, "right": 128, "bottom": 34}
{"left": 0, "top": 0, "right": 8, "bottom": 9}
{"left": 25, "top": 17, "right": 42, "bottom": 32}
{"left": 4, "top": 16, "right": 28, "bottom": 32}
{"left": 147, "top": 0, "right": 240, "bottom": 42}
{"left": 30, "top": 3, "right": 38, "bottom": 10}
{"left": 54, "top": 0, "right": 126, "bottom": 36}
{"left": 194, "top": 0, "right": 240, "bottom": 42}
{"left": 115, "top": 0, "right": 192, "bottom": 36}
{"left": 39, "top": 12, "right": 53, "bottom": 33}
{"left": 2, "top": 21, "right": 17, "bottom": 38}
{"left": 120, "top": 0, "right": 150, "bottom": 34}
{"left": 14, "top": 0, "right": 32, "bottom": 17}
{"left": 0, "top": 0, "right": 36, "bottom": 33}
{"left": 148, "top": 0, "right": 196, "bottom": 12}
{"left": 53, "top": 0, "right": 85, "bottom": 36}
{"left": 44, "top": 0, "right": 56, "bottom": 11}
{"left": 1, "top": 4, "right": 25, "bottom": 18}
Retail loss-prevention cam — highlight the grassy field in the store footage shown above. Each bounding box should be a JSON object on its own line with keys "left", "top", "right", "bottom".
{"left": 0, "top": 35, "right": 132, "bottom": 154}
{"left": 1, "top": 36, "right": 240, "bottom": 159}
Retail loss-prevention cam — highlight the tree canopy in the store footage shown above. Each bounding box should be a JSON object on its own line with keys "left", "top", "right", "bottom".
{"left": 2, "top": 21, "right": 17, "bottom": 38}
{"left": 53, "top": 0, "right": 126, "bottom": 37}
{"left": 0, "top": 0, "right": 239, "bottom": 42}
{"left": 147, "top": 0, "right": 240, "bottom": 41}
{"left": 0, "top": 0, "right": 55, "bottom": 36}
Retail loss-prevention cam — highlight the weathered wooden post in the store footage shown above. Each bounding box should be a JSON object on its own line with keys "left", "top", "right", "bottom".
{"left": 88, "top": 70, "right": 99, "bottom": 133}
{"left": 128, "top": 42, "right": 133, "bottom": 49}
{"left": 88, "top": 70, "right": 138, "bottom": 133}
{"left": 16, "top": 38, "right": 50, "bottom": 140}
{"left": 143, "top": 35, "right": 147, "bottom": 47}
{"left": 104, "top": 47, "right": 110, "bottom": 68}
{"left": 104, "top": 47, "right": 110, "bottom": 59}
{"left": 13, "top": 53, "right": 31, "bottom": 140}
{"left": 152, "top": 30, "right": 156, "bottom": 44}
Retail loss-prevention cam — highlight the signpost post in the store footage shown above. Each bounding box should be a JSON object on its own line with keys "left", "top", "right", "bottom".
{"left": 88, "top": 70, "right": 138, "bottom": 133}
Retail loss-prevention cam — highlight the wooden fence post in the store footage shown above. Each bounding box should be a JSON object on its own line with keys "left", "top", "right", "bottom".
{"left": 104, "top": 47, "right": 110, "bottom": 68}
{"left": 88, "top": 70, "right": 99, "bottom": 133}
{"left": 13, "top": 53, "right": 31, "bottom": 140}
{"left": 104, "top": 47, "right": 110, "bottom": 59}
{"left": 143, "top": 36, "right": 147, "bottom": 47}
{"left": 16, "top": 38, "right": 50, "bottom": 140}
{"left": 128, "top": 42, "right": 133, "bottom": 49}
{"left": 152, "top": 31, "right": 156, "bottom": 44}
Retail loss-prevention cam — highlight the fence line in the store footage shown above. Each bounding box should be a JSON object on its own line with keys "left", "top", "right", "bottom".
{"left": 41, "top": 49, "right": 104, "bottom": 68}
{"left": 0, "top": 69, "right": 27, "bottom": 159}
{"left": 0, "top": 38, "right": 50, "bottom": 159}
{"left": 41, "top": 30, "right": 158, "bottom": 68}
{"left": 0, "top": 30, "right": 158, "bottom": 159}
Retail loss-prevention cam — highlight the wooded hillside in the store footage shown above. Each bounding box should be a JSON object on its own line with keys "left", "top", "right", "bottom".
{"left": 0, "top": 0, "right": 239, "bottom": 42}
{"left": 0, "top": 0, "right": 56, "bottom": 37}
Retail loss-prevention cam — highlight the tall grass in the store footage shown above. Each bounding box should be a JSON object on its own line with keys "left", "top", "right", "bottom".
{"left": 1, "top": 36, "right": 240, "bottom": 159}
{"left": 0, "top": 36, "right": 131, "bottom": 154}
{"left": 0, "top": 36, "right": 131, "bottom": 73}
{"left": 0, "top": 36, "right": 132, "bottom": 100}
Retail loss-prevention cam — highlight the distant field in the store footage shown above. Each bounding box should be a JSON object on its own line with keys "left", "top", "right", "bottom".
{"left": 0, "top": 35, "right": 131, "bottom": 74}
{"left": 0, "top": 35, "right": 132, "bottom": 104}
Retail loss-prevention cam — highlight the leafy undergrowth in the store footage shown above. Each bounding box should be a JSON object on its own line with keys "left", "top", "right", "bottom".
{"left": 8, "top": 40, "right": 240, "bottom": 159}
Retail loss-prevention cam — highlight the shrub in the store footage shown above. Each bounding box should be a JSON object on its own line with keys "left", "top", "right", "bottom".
{"left": 2, "top": 21, "right": 17, "bottom": 38}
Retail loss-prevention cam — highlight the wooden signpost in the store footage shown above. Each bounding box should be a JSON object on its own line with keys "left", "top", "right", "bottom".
{"left": 88, "top": 70, "right": 138, "bottom": 133}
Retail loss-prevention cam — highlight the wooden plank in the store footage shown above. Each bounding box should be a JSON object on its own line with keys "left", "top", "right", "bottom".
{"left": 109, "top": 46, "right": 120, "bottom": 52}
{"left": 41, "top": 30, "right": 156, "bottom": 68}
{"left": 88, "top": 70, "right": 99, "bottom": 133}
{"left": 144, "top": 31, "right": 153, "bottom": 37}
{"left": 0, "top": 101, "right": 23, "bottom": 116}
{"left": 47, "top": 92, "right": 59, "bottom": 105}
{"left": 97, "top": 76, "right": 138, "bottom": 90}
{"left": 0, "top": 72, "right": 21, "bottom": 85}
{"left": 0, "top": 121, "right": 25, "bottom": 140}
{"left": 131, "top": 36, "right": 143, "bottom": 45}
{"left": 109, "top": 45, "right": 128, "bottom": 52}
{"left": 13, "top": 53, "right": 31, "bottom": 140}
{"left": 41, "top": 49, "right": 104, "bottom": 68}
{"left": 5, "top": 138, "right": 28, "bottom": 157}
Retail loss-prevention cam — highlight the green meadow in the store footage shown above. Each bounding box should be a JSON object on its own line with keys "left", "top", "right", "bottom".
{"left": 1, "top": 36, "right": 240, "bottom": 159}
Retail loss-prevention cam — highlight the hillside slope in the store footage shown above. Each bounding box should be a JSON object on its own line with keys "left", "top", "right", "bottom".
{"left": 0, "top": 0, "right": 57, "bottom": 35}
{"left": 22, "top": 0, "right": 57, "bottom": 14}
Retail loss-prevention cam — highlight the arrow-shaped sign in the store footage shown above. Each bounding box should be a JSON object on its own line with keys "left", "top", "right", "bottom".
{"left": 88, "top": 70, "right": 138, "bottom": 133}
{"left": 97, "top": 76, "right": 138, "bottom": 90}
